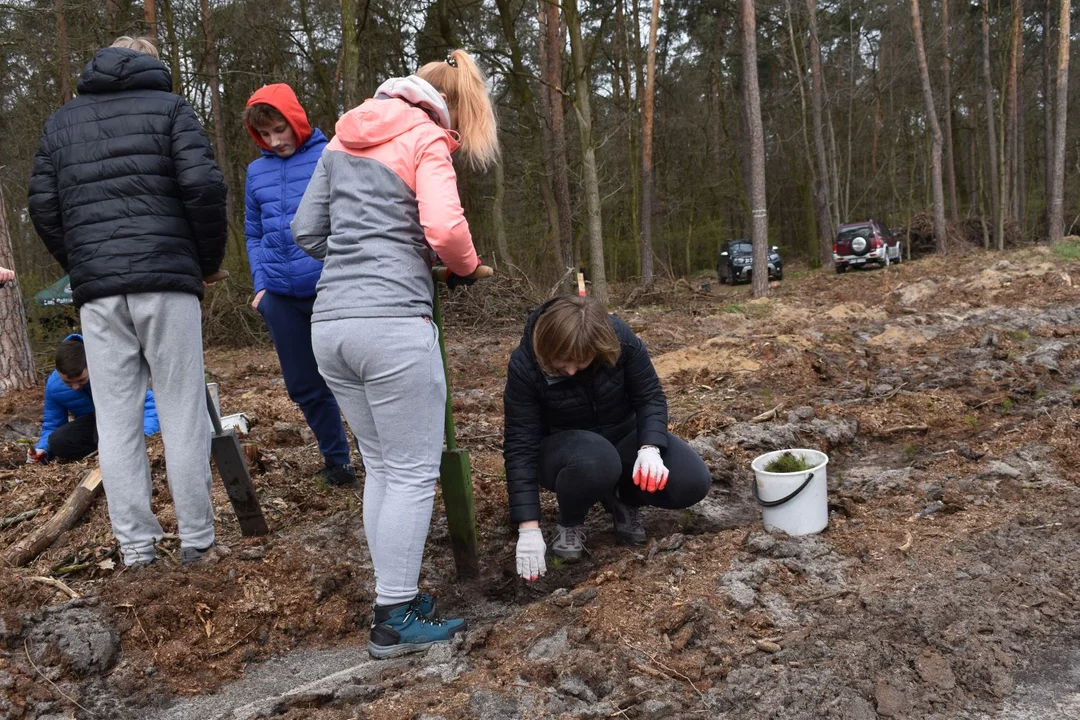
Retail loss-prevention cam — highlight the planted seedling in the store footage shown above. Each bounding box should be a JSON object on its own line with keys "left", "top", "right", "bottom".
{"left": 764, "top": 451, "right": 815, "bottom": 473}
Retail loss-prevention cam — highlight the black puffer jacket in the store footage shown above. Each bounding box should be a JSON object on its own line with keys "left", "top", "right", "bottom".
{"left": 28, "top": 48, "right": 227, "bottom": 307}
{"left": 503, "top": 300, "right": 669, "bottom": 524}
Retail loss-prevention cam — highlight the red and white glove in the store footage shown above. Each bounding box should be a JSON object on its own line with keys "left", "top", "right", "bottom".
{"left": 632, "top": 445, "right": 669, "bottom": 493}
{"left": 26, "top": 449, "right": 46, "bottom": 464}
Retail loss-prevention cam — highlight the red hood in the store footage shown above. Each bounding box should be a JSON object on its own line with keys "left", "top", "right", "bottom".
{"left": 245, "top": 84, "right": 312, "bottom": 150}
{"left": 334, "top": 97, "right": 460, "bottom": 153}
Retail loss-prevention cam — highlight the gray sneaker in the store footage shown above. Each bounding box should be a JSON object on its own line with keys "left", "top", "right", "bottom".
{"left": 551, "top": 524, "right": 587, "bottom": 562}
{"left": 180, "top": 543, "right": 226, "bottom": 567}
{"left": 605, "top": 495, "right": 647, "bottom": 545}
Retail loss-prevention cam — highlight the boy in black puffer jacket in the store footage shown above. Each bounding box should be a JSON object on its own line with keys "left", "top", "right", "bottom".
{"left": 28, "top": 36, "right": 227, "bottom": 570}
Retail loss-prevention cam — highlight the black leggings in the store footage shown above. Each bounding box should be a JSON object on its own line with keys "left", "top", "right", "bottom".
{"left": 48, "top": 412, "right": 98, "bottom": 462}
{"left": 537, "top": 429, "right": 711, "bottom": 526}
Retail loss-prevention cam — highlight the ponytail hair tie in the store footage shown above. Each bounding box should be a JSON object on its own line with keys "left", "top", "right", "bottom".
{"left": 446, "top": 53, "right": 458, "bottom": 68}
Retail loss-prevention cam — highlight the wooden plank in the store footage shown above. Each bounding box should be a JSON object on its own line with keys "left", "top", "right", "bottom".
{"left": 2, "top": 468, "right": 102, "bottom": 568}
{"left": 210, "top": 430, "right": 269, "bottom": 537}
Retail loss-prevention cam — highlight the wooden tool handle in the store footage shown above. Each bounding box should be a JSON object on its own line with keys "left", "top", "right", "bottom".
{"left": 433, "top": 265, "right": 494, "bottom": 283}
{"left": 203, "top": 269, "right": 230, "bottom": 284}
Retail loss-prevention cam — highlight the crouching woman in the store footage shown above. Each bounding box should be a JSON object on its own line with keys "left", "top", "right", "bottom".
{"left": 503, "top": 295, "right": 712, "bottom": 580}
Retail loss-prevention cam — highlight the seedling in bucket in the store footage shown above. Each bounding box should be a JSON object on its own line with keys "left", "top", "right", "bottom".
{"left": 763, "top": 451, "right": 816, "bottom": 474}
{"left": 751, "top": 448, "right": 829, "bottom": 536}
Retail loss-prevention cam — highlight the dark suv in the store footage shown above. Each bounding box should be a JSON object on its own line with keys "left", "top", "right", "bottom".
{"left": 833, "top": 221, "right": 902, "bottom": 273}
{"left": 717, "top": 239, "right": 783, "bottom": 284}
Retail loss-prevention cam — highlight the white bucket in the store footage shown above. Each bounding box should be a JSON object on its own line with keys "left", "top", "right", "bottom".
{"left": 750, "top": 449, "right": 829, "bottom": 536}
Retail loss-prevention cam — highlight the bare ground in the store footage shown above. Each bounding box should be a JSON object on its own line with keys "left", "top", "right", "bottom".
{"left": 1, "top": 245, "right": 1079, "bottom": 719}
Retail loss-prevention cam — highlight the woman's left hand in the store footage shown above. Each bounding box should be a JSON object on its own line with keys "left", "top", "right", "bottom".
{"left": 0, "top": 266, "right": 14, "bottom": 284}
{"left": 633, "top": 445, "right": 669, "bottom": 493}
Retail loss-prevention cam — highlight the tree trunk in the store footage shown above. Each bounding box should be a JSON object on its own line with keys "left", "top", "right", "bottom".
{"left": 739, "top": 0, "right": 768, "bottom": 299}
{"left": 785, "top": 0, "right": 819, "bottom": 259}
{"left": 982, "top": 1, "right": 1001, "bottom": 247}
{"left": 1000, "top": 0, "right": 1021, "bottom": 249}
{"left": 806, "top": 0, "right": 833, "bottom": 267}
{"left": 161, "top": 0, "right": 183, "bottom": 94}
{"left": 639, "top": 0, "right": 660, "bottom": 285}
{"left": 910, "top": 0, "right": 947, "bottom": 253}
{"left": 941, "top": 0, "right": 958, "bottom": 221}
{"left": 1048, "top": 0, "right": 1071, "bottom": 242}
{"left": 967, "top": 116, "right": 979, "bottom": 215}
{"left": 709, "top": 10, "right": 725, "bottom": 208}
{"left": 1044, "top": 0, "right": 1055, "bottom": 231}
{"left": 200, "top": 0, "right": 235, "bottom": 228}
{"left": 617, "top": 0, "right": 641, "bottom": 265}
{"left": 144, "top": 0, "right": 158, "bottom": 46}
{"left": 565, "top": 0, "right": 607, "bottom": 302}
{"left": 0, "top": 184, "right": 35, "bottom": 396}
{"left": 341, "top": 0, "right": 360, "bottom": 109}
{"left": 54, "top": 0, "right": 72, "bottom": 103}
{"left": 105, "top": 0, "right": 119, "bottom": 37}
{"left": 537, "top": 0, "right": 574, "bottom": 272}
{"left": 492, "top": 159, "right": 515, "bottom": 272}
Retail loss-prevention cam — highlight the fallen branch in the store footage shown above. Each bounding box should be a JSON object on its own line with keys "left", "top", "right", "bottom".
{"left": 878, "top": 424, "right": 929, "bottom": 436}
{"left": 620, "top": 631, "right": 704, "bottom": 700}
{"left": 0, "top": 508, "right": 40, "bottom": 530}
{"left": 2, "top": 468, "right": 102, "bottom": 568}
{"left": 750, "top": 404, "right": 783, "bottom": 423}
{"left": 26, "top": 575, "right": 80, "bottom": 599}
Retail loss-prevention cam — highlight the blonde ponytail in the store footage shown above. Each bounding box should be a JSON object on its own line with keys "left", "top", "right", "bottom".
{"left": 417, "top": 49, "right": 499, "bottom": 171}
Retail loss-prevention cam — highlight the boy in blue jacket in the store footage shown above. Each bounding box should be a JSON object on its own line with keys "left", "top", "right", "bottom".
{"left": 243, "top": 84, "right": 355, "bottom": 487}
{"left": 29, "top": 335, "right": 159, "bottom": 463}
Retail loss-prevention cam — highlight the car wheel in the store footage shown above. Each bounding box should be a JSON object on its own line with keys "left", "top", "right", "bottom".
{"left": 835, "top": 264, "right": 847, "bottom": 274}
{"left": 776, "top": 270, "right": 784, "bottom": 281}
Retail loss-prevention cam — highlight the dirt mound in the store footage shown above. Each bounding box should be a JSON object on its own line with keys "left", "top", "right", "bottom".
{"left": 652, "top": 338, "right": 761, "bottom": 378}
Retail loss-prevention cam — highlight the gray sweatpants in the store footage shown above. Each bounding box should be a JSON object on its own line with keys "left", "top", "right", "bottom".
{"left": 312, "top": 316, "right": 445, "bottom": 607}
{"left": 80, "top": 293, "right": 214, "bottom": 566}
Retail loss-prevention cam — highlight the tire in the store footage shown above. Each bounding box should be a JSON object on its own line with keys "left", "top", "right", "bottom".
{"left": 835, "top": 264, "right": 847, "bottom": 274}
{"left": 776, "top": 270, "right": 784, "bottom": 281}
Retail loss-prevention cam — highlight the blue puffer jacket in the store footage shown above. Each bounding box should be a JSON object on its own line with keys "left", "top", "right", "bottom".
{"left": 36, "top": 335, "right": 159, "bottom": 455}
{"left": 244, "top": 129, "right": 328, "bottom": 298}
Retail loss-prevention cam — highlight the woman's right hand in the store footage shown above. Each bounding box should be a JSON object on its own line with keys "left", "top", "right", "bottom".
{"left": 251, "top": 289, "right": 265, "bottom": 311}
{"left": 516, "top": 525, "right": 547, "bottom": 581}
{"left": 0, "top": 266, "right": 14, "bottom": 284}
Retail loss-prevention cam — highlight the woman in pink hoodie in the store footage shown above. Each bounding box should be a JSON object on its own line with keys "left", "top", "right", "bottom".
{"left": 292, "top": 49, "right": 497, "bottom": 659}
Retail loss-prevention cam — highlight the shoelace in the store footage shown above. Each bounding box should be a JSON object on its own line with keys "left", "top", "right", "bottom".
{"left": 405, "top": 596, "right": 448, "bottom": 626}
{"left": 561, "top": 525, "right": 587, "bottom": 545}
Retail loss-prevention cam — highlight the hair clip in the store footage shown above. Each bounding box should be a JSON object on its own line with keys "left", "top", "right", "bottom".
{"left": 446, "top": 54, "right": 458, "bottom": 68}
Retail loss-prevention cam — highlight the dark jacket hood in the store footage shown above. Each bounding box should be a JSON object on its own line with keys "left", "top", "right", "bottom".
{"left": 77, "top": 47, "right": 172, "bottom": 95}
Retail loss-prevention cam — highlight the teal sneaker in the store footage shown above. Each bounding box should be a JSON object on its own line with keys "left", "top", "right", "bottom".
{"left": 368, "top": 596, "right": 466, "bottom": 659}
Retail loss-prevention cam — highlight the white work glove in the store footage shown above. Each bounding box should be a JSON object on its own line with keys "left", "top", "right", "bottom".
{"left": 516, "top": 527, "right": 547, "bottom": 581}
{"left": 632, "top": 445, "right": 669, "bottom": 493}
{"left": 26, "top": 448, "right": 46, "bottom": 464}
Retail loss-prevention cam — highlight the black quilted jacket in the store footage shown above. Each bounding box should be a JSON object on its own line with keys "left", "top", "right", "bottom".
{"left": 28, "top": 48, "right": 227, "bottom": 307}
{"left": 503, "top": 299, "right": 669, "bottom": 524}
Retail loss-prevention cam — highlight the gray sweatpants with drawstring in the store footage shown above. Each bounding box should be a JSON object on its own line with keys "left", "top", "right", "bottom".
{"left": 312, "top": 316, "right": 445, "bottom": 607}
{"left": 80, "top": 292, "right": 215, "bottom": 566}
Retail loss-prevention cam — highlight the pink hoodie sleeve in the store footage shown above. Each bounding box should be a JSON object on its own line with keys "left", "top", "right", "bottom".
{"left": 414, "top": 133, "right": 480, "bottom": 277}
